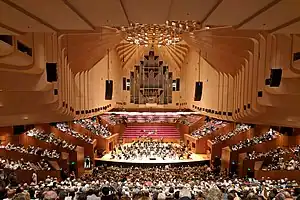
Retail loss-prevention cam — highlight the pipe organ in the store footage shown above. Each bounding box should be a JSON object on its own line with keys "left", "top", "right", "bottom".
{"left": 130, "top": 50, "right": 172, "bottom": 105}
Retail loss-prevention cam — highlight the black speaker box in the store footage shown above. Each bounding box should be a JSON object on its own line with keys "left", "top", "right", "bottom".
{"left": 194, "top": 82, "right": 203, "bottom": 101}
{"left": 122, "top": 77, "right": 126, "bottom": 90}
{"left": 126, "top": 79, "right": 130, "bottom": 91}
{"left": 270, "top": 68, "right": 282, "bottom": 87}
{"left": 172, "top": 80, "right": 176, "bottom": 91}
{"left": 46, "top": 63, "right": 57, "bottom": 82}
{"left": 105, "top": 80, "right": 113, "bottom": 100}
{"left": 176, "top": 78, "right": 180, "bottom": 91}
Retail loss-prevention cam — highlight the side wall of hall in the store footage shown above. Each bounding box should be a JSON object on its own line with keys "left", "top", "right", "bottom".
{"left": 181, "top": 49, "right": 234, "bottom": 120}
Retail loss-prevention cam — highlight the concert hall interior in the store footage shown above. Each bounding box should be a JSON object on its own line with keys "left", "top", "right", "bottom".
{"left": 1, "top": 0, "right": 300, "bottom": 199}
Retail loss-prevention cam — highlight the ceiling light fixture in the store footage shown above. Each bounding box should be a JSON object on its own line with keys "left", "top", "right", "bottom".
{"left": 115, "top": 21, "right": 202, "bottom": 46}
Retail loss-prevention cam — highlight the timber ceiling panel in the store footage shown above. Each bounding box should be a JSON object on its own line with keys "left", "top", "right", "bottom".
{"left": 239, "top": 0, "right": 300, "bottom": 30}
{"left": 122, "top": 0, "right": 172, "bottom": 24}
{"left": 0, "top": 0, "right": 54, "bottom": 32}
{"left": 274, "top": 21, "right": 300, "bottom": 34}
{"left": 66, "top": 33, "right": 122, "bottom": 74}
{"left": 205, "top": 0, "right": 274, "bottom": 26}
{"left": 67, "top": 0, "right": 129, "bottom": 27}
{"left": 8, "top": 0, "right": 93, "bottom": 30}
{"left": 0, "top": 26, "right": 19, "bottom": 35}
{"left": 167, "top": 0, "right": 219, "bottom": 21}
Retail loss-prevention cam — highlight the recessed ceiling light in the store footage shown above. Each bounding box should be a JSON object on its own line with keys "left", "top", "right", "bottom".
{"left": 23, "top": 116, "right": 28, "bottom": 120}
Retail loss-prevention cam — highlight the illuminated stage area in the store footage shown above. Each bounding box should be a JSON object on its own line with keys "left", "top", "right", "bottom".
{"left": 95, "top": 141, "right": 210, "bottom": 166}
{"left": 98, "top": 152, "right": 209, "bottom": 164}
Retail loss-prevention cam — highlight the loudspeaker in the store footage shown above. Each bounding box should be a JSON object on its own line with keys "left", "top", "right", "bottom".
{"left": 13, "top": 125, "right": 25, "bottom": 135}
{"left": 172, "top": 80, "right": 176, "bottom": 91}
{"left": 176, "top": 78, "right": 180, "bottom": 91}
{"left": 126, "top": 79, "right": 130, "bottom": 91}
{"left": 105, "top": 80, "right": 113, "bottom": 100}
{"left": 194, "top": 82, "right": 203, "bottom": 101}
{"left": 46, "top": 63, "right": 57, "bottom": 82}
{"left": 270, "top": 68, "right": 282, "bottom": 87}
{"left": 122, "top": 77, "right": 126, "bottom": 90}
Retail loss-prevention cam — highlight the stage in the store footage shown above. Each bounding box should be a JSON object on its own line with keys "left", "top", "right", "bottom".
{"left": 95, "top": 152, "right": 210, "bottom": 167}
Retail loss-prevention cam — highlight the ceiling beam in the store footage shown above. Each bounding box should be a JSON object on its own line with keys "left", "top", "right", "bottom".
{"left": 165, "top": 0, "right": 174, "bottom": 22}
{"left": 270, "top": 16, "right": 300, "bottom": 33}
{"left": 59, "top": 26, "right": 118, "bottom": 34}
{"left": 1, "top": 0, "right": 58, "bottom": 32}
{"left": 200, "top": 0, "right": 223, "bottom": 26}
{"left": 235, "top": 0, "right": 282, "bottom": 29}
{"left": 0, "top": 22, "right": 24, "bottom": 35}
{"left": 62, "top": 0, "right": 96, "bottom": 30}
{"left": 119, "top": 0, "right": 130, "bottom": 25}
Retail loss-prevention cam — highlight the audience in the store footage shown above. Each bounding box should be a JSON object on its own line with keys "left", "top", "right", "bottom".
{"left": 74, "top": 118, "right": 112, "bottom": 138}
{"left": 1, "top": 165, "right": 300, "bottom": 200}
{"left": 177, "top": 115, "right": 201, "bottom": 126}
{"left": 191, "top": 120, "right": 226, "bottom": 138}
{"left": 230, "top": 129, "right": 279, "bottom": 151}
{"left": 1, "top": 143, "right": 60, "bottom": 159}
{"left": 110, "top": 139, "right": 192, "bottom": 161}
{"left": 56, "top": 123, "right": 93, "bottom": 144}
{"left": 1, "top": 115, "right": 300, "bottom": 200}
{"left": 0, "top": 158, "right": 51, "bottom": 171}
{"left": 246, "top": 147, "right": 290, "bottom": 160}
{"left": 26, "top": 128, "right": 76, "bottom": 151}
{"left": 101, "top": 114, "right": 124, "bottom": 125}
{"left": 212, "top": 124, "right": 251, "bottom": 144}
{"left": 259, "top": 145, "right": 300, "bottom": 171}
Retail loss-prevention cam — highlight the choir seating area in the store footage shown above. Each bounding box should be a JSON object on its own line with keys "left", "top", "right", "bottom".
{"left": 122, "top": 124, "right": 181, "bottom": 143}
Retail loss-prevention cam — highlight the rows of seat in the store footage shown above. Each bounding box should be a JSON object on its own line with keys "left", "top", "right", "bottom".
{"left": 123, "top": 125, "right": 180, "bottom": 138}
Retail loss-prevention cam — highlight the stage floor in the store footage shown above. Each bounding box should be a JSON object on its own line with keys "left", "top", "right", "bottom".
{"left": 96, "top": 153, "right": 209, "bottom": 164}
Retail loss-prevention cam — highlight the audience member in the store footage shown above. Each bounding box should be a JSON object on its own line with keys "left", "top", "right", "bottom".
{"left": 230, "top": 129, "right": 279, "bottom": 151}
{"left": 191, "top": 120, "right": 226, "bottom": 138}
{"left": 212, "top": 124, "right": 250, "bottom": 144}
{"left": 1, "top": 165, "right": 299, "bottom": 200}
{"left": 74, "top": 118, "right": 112, "bottom": 138}
{"left": 0, "top": 157, "right": 52, "bottom": 171}
{"left": 26, "top": 128, "right": 76, "bottom": 151}
{"left": 1, "top": 143, "right": 60, "bottom": 159}
{"left": 56, "top": 123, "right": 93, "bottom": 144}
